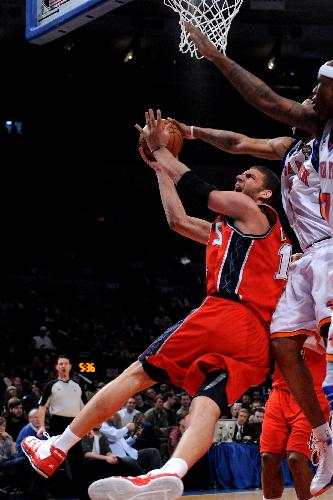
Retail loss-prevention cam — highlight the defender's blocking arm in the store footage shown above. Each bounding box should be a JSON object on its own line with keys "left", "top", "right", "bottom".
{"left": 184, "top": 22, "right": 321, "bottom": 137}
{"left": 168, "top": 117, "right": 293, "bottom": 160}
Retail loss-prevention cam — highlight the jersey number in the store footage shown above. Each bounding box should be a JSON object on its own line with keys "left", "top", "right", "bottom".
{"left": 275, "top": 244, "right": 292, "bottom": 280}
{"left": 319, "top": 192, "right": 330, "bottom": 223}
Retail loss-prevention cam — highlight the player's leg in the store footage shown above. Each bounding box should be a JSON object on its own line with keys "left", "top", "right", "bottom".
{"left": 287, "top": 452, "right": 313, "bottom": 500}
{"left": 270, "top": 255, "right": 330, "bottom": 431}
{"left": 271, "top": 335, "right": 326, "bottom": 429}
{"left": 312, "top": 242, "right": 333, "bottom": 416}
{"left": 286, "top": 380, "right": 332, "bottom": 498}
{"left": 261, "top": 453, "right": 284, "bottom": 499}
{"left": 260, "top": 388, "right": 289, "bottom": 500}
{"left": 272, "top": 334, "right": 333, "bottom": 497}
{"left": 21, "top": 361, "right": 155, "bottom": 477}
{"left": 167, "top": 371, "right": 226, "bottom": 469}
{"left": 88, "top": 299, "right": 269, "bottom": 499}
{"left": 88, "top": 369, "right": 227, "bottom": 500}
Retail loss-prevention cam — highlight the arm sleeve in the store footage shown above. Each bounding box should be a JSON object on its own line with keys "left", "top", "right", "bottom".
{"left": 126, "top": 436, "right": 136, "bottom": 447}
{"left": 39, "top": 380, "right": 55, "bottom": 406}
{"left": 100, "top": 425, "right": 129, "bottom": 442}
{"left": 80, "top": 386, "right": 88, "bottom": 405}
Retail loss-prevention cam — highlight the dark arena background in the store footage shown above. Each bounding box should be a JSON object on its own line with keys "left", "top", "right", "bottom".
{"left": 0, "top": 0, "right": 333, "bottom": 498}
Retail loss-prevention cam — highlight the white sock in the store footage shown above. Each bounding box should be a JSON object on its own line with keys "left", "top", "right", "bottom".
{"left": 54, "top": 426, "right": 81, "bottom": 453}
{"left": 263, "top": 497, "right": 282, "bottom": 500}
{"left": 312, "top": 422, "right": 331, "bottom": 442}
{"left": 160, "top": 458, "right": 189, "bottom": 478}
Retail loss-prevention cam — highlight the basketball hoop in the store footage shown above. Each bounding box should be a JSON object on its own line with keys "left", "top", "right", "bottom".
{"left": 164, "top": 0, "right": 243, "bottom": 59}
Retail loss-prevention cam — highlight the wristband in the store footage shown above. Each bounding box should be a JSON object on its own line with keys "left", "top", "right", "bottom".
{"left": 176, "top": 170, "right": 216, "bottom": 209}
{"left": 190, "top": 126, "right": 195, "bottom": 139}
{"left": 150, "top": 144, "right": 167, "bottom": 154}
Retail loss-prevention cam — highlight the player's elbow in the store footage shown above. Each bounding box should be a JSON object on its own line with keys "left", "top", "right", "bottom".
{"left": 168, "top": 216, "right": 185, "bottom": 232}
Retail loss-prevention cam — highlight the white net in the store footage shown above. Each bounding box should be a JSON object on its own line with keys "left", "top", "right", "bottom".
{"left": 164, "top": 0, "right": 243, "bottom": 58}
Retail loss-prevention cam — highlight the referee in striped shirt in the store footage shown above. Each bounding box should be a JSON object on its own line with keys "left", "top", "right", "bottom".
{"left": 37, "top": 355, "right": 87, "bottom": 495}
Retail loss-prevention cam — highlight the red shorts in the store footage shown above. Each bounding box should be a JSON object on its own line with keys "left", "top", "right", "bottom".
{"left": 139, "top": 296, "right": 269, "bottom": 404}
{"left": 260, "top": 387, "right": 329, "bottom": 458}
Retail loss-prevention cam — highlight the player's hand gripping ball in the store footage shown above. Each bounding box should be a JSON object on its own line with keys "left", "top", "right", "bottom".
{"left": 139, "top": 119, "right": 183, "bottom": 161}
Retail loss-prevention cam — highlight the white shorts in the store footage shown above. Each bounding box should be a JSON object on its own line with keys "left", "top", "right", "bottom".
{"left": 271, "top": 238, "right": 333, "bottom": 339}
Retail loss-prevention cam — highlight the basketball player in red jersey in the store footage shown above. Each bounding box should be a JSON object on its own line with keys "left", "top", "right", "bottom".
{"left": 261, "top": 337, "right": 329, "bottom": 500}
{"left": 22, "top": 108, "right": 290, "bottom": 500}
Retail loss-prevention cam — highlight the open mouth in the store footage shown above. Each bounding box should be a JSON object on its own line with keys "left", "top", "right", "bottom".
{"left": 235, "top": 184, "right": 242, "bottom": 192}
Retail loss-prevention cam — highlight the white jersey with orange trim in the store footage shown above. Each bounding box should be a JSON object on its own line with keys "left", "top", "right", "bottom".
{"left": 319, "top": 119, "right": 333, "bottom": 232}
{"left": 271, "top": 137, "right": 333, "bottom": 339}
{"left": 281, "top": 138, "right": 331, "bottom": 250}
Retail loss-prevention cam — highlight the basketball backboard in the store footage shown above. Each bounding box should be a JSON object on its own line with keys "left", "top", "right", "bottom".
{"left": 26, "top": 0, "right": 134, "bottom": 44}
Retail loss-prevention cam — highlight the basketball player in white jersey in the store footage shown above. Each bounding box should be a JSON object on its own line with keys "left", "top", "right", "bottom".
{"left": 184, "top": 22, "right": 333, "bottom": 495}
{"left": 168, "top": 111, "right": 332, "bottom": 499}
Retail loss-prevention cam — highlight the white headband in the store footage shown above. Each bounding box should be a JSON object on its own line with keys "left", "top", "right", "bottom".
{"left": 318, "top": 64, "right": 333, "bottom": 79}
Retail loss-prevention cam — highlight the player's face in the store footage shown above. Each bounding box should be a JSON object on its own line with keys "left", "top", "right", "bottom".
{"left": 313, "top": 70, "right": 333, "bottom": 120}
{"left": 235, "top": 168, "right": 267, "bottom": 202}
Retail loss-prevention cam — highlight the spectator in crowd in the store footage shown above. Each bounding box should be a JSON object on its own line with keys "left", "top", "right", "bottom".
{"left": 252, "top": 389, "right": 264, "bottom": 400}
{"left": 100, "top": 413, "right": 162, "bottom": 474}
{"left": 118, "top": 398, "right": 141, "bottom": 426}
{"left": 159, "top": 383, "right": 170, "bottom": 396}
{"left": 230, "top": 402, "right": 242, "bottom": 420}
{"left": 134, "top": 393, "right": 151, "bottom": 414}
{"left": 162, "top": 392, "right": 177, "bottom": 426}
{"left": 144, "top": 388, "right": 157, "bottom": 408}
{"left": 168, "top": 412, "right": 189, "bottom": 457}
{"left": 0, "top": 417, "right": 16, "bottom": 468}
{"left": 241, "top": 394, "right": 252, "bottom": 410}
{"left": 16, "top": 408, "right": 43, "bottom": 455}
{"left": 145, "top": 396, "right": 169, "bottom": 437}
{"left": 22, "top": 383, "right": 42, "bottom": 413}
{"left": 12, "top": 378, "right": 23, "bottom": 399}
{"left": 233, "top": 408, "right": 253, "bottom": 442}
{"left": 15, "top": 410, "right": 50, "bottom": 499}
{"left": 81, "top": 426, "right": 138, "bottom": 484}
{"left": 5, "top": 398, "right": 27, "bottom": 442}
{"left": 33, "top": 326, "right": 55, "bottom": 351}
{"left": 249, "top": 407, "right": 265, "bottom": 442}
{"left": 3, "top": 387, "right": 17, "bottom": 413}
{"left": 176, "top": 393, "right": 191, "bottom": 416}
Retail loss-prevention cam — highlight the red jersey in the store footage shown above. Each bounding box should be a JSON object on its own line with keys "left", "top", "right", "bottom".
{"left": 273, "top": 346, "right": 326, "bottom": 393}
{"left": 206, "top": 204, "right": 291, "bottom": 328}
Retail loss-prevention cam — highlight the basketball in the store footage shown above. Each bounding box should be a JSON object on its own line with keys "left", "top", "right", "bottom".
{"left": 139, "top": 119, "right": 183, "bottom": 161}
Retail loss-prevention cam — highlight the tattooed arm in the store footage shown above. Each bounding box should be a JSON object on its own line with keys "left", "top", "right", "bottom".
{"left": 167, "top": 117, "right": 293, "bottom": 160}
{"left": 185, "top": 22, "right": 321, "bottom": 137}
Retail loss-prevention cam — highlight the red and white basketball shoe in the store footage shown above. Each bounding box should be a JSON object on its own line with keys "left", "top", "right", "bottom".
{"left": 21, "top": 435, "right": 66, "bottom": 479}
{"left": 88, "top": 472, "right": 184, "bottom": 500}
{"left": 310, "top": 436, "right": 333, "bottom": 496}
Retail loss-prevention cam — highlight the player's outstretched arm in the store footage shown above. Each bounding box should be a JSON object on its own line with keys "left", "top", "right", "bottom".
{"left": 168, "top": 117, "right": 292, "bottom": 160}
{"left": 184, "top": 22, "right": 320, "bottom": 136}
{"left": 137, "top": 110, "right": 269, "bottom": 235}
{"left": 138, "top": 148, "right": 211, "bottom": 245}
{"left": 156, "top": 170, "right": 211, "bottom": 244}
